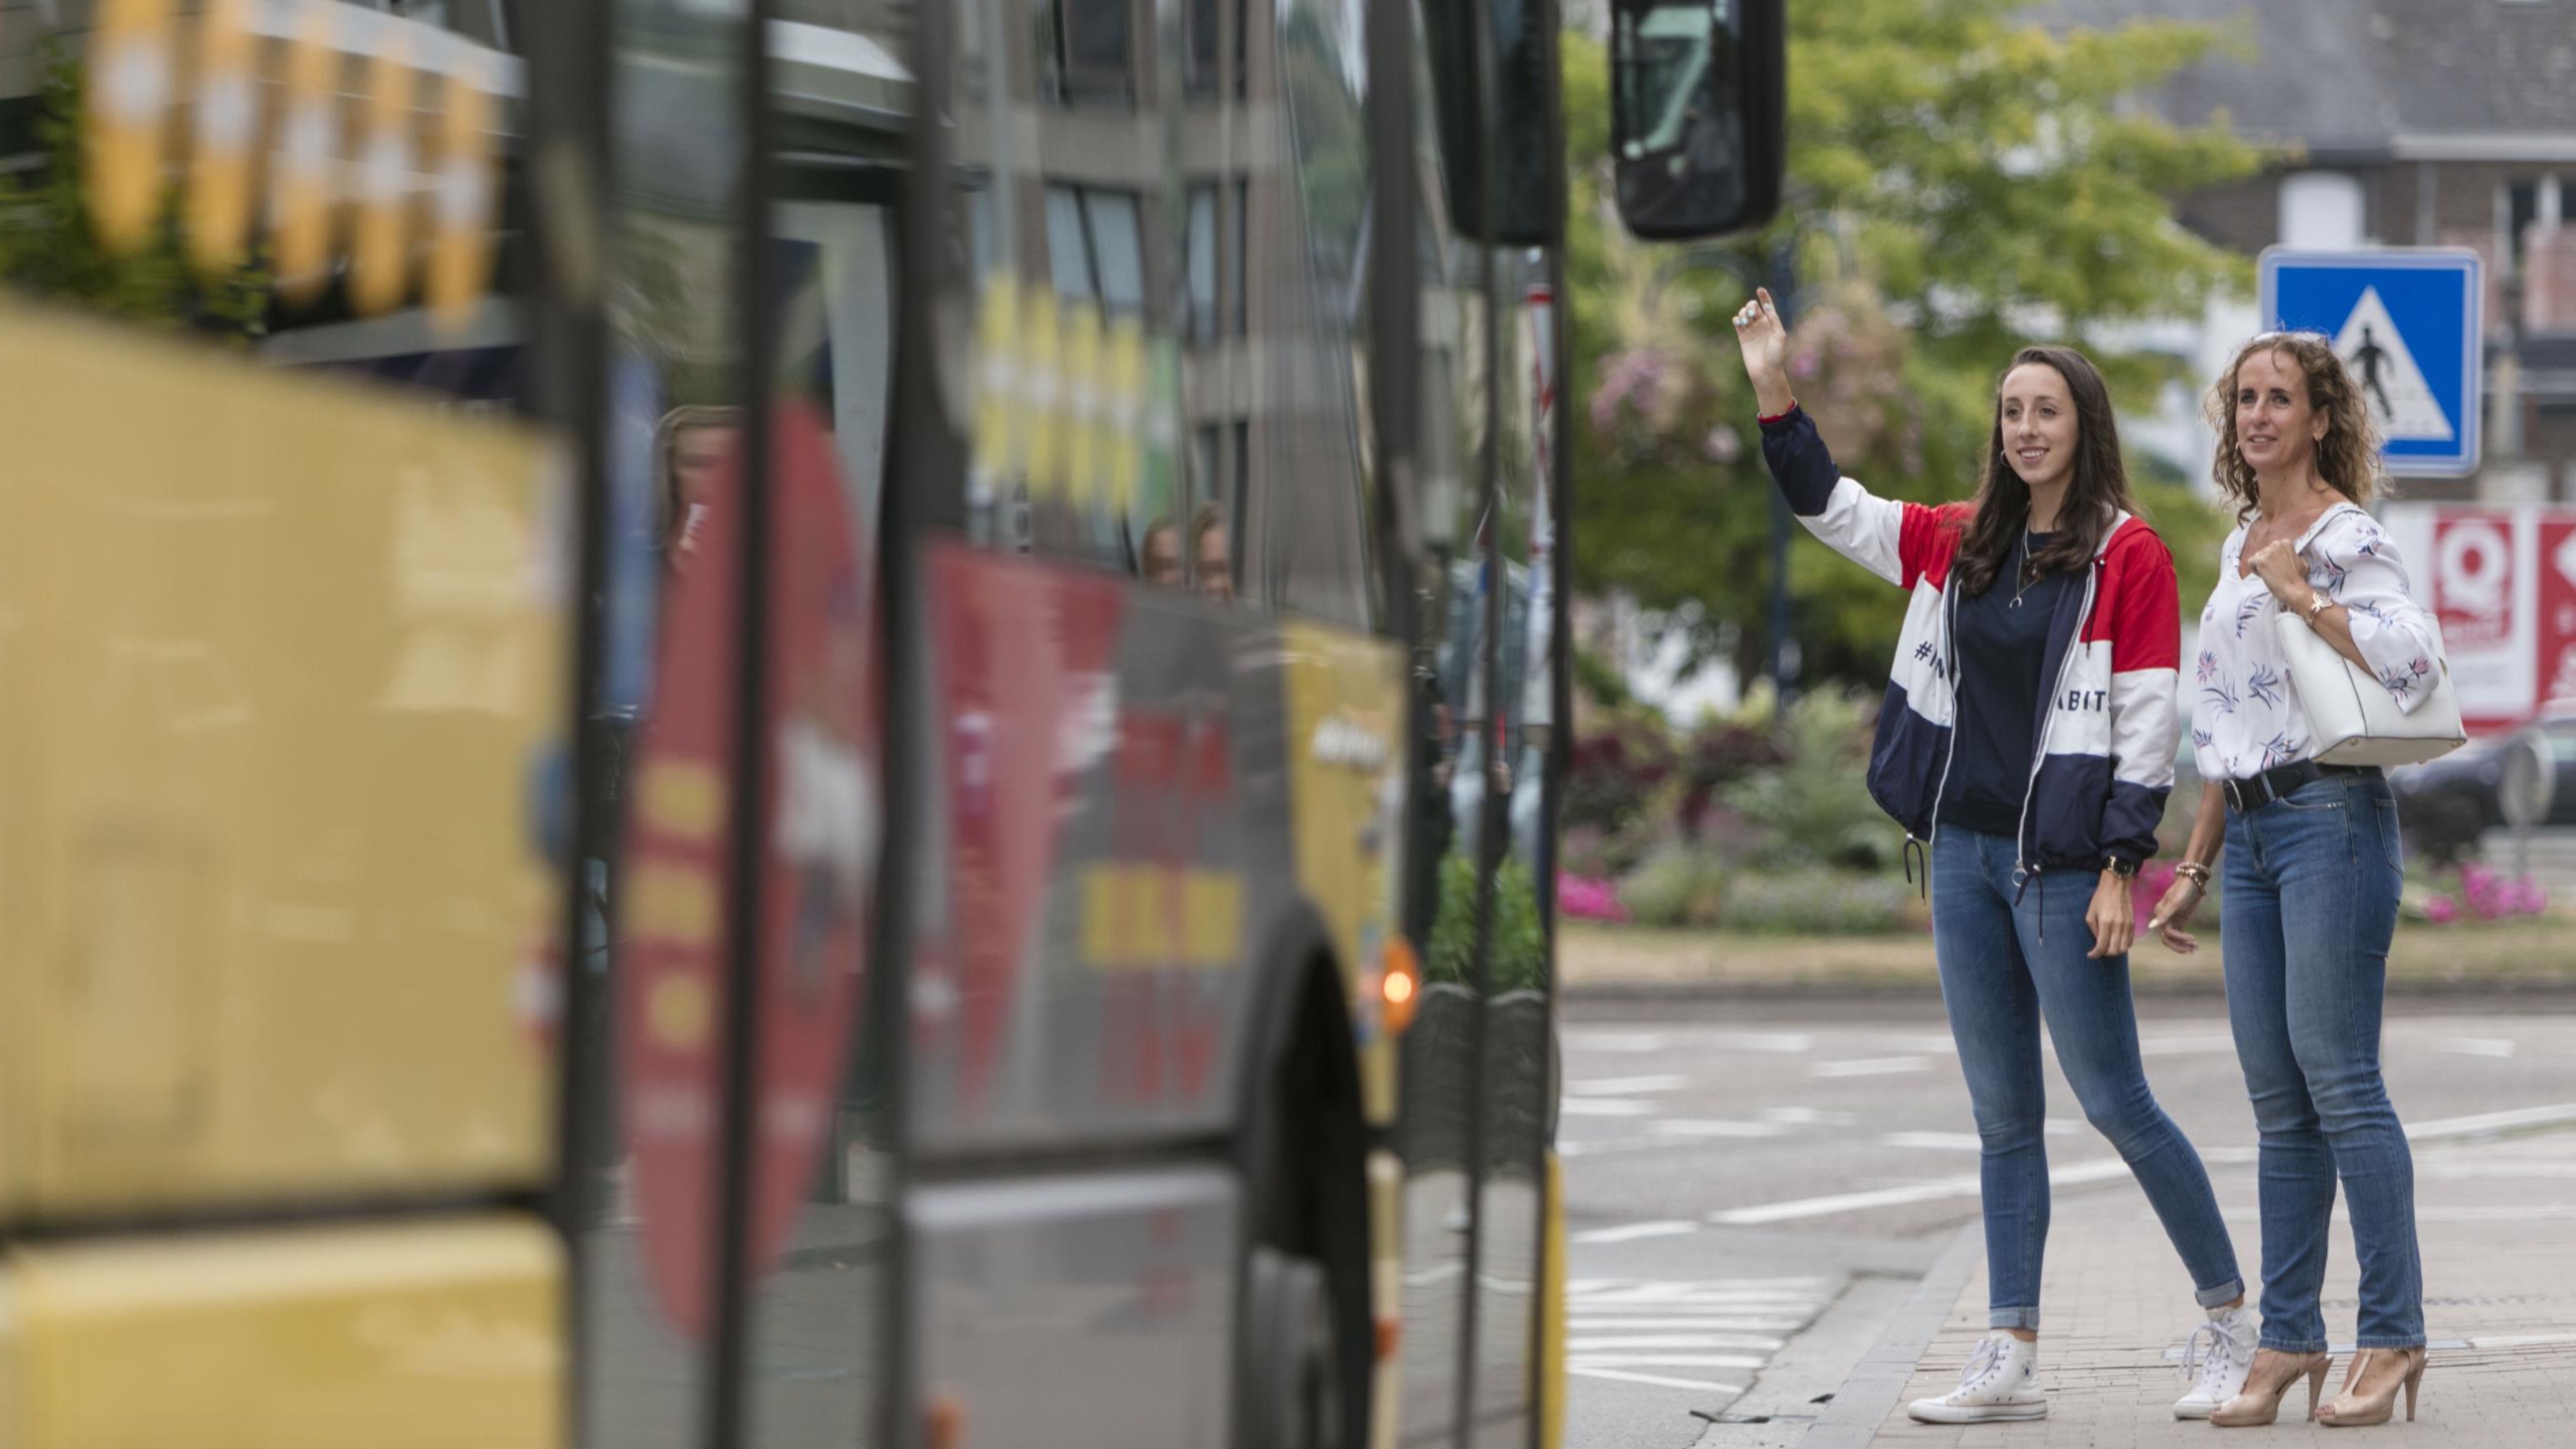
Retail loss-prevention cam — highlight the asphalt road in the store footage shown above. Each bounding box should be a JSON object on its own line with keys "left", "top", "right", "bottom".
{"left": 1557, "top": 997, "right": 2576, "bottom": 1449}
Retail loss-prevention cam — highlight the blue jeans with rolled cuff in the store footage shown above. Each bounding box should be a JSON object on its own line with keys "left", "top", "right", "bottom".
{"left": 2221, "top": 772, "right": 2424, "bottom": 1352}
{"left": 1932, "top": 826, "right": 2246, "bottom": 1331}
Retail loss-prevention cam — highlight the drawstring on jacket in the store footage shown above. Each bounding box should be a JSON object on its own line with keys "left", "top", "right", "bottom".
{"left": 2013, "top": 863, "right": 2044, "bottom": 944}
{"left": 1903, "top": 835, "right": 1929, "bottom": 900}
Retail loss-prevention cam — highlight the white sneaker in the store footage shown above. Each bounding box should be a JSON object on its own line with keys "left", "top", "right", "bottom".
{"left": 1907, "top": 1332, "right": 2048, "bottom": 1424}
{"left": 2172, "top": 1305, "right": 2258, "bottom": 1420}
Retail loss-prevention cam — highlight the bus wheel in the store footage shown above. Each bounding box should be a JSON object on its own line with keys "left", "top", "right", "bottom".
{"left": 1247, "top": 1244, "right": 1343, "bottom": 1449}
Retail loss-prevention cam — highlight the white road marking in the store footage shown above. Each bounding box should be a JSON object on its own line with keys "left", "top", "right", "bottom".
{"left": 1559, "top": 1097, "right": 1656, "bottom": 1117}
{"left": 1570, "top": 1219, "right": 1697, "bottom": 1245}
{"left": 1812, "top": 1055, "right": 1934, "bottom": 1079}
{"left": 1650, "top": 1118, "right": 1792, "bottom": 1139}
{"left": 2407, "top": 1101, "right": 2576, "bottom": 1139}
{"left": 1569, "top": 1277, "right": 1834, "bottom": 1298}
{"left": 1568, "top": 1324, "right": 1790, "bottom": 1342}
{"left": 1566, "top": 1367, "right": 1745, "bottom": 1394}
{"left": 1562, "top": 1030, "right": 1669, "bottom": 1053}
{"left": 1566, "top": 1339, "right": 1772, "bottom": 1360}
{"left": 1705, "top": 1030, "right": 1819, "bottom": 1054}
{"left": 1565, "top": 1276, "right": 1836, "bottom": 1398}
{"left": 1567, "top": 1074, "right": 1690, "bottom": 1096}
{"left": 2419, "top": 1158, "right": 2576, "bottom": 1180}
{"left": 2218, "top": 1204, "right": 2576, "bottom": 1224}
{"left": 1881, "top": 1131, "right": 1984, "bottom": 1151}
{"left": 2432, "top": 1036, "right": 2517, "bottom": 1059}
{"left": 1762, "top": 1106, "right": 1859, "bottom": 1126}
{"left": 1709, "top": 1158, "right": 2140, "bottom": 1225}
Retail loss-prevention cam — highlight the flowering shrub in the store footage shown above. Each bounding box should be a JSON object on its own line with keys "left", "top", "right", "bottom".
{"left": 2400, "top": 859, "right": 2544, "bottom": 931}
{"left": 1558, "top": 873, "right": 1631, "bottom": 923}
{"left": 2415, "top": 862, "right": 2550, "bottom": 926}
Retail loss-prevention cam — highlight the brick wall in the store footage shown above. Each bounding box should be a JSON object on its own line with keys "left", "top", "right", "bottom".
{"left": 2524, "top": 227, "right": 2576, "bottom": 334}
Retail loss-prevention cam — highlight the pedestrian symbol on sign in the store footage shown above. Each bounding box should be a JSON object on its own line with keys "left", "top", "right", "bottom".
{"left": 2262, "top": 248, "right": 2480, "bottom": 476}
{"left": 2331, "top": 287, "right": 2452, "bottom": 443}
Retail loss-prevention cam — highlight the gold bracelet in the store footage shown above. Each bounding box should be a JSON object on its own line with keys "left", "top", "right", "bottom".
{"left": 2174, "top": 861, "right": 2212, "bottom": 888}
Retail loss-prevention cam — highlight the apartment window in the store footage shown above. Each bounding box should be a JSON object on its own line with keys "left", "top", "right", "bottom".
{"left": 1231, "top": 180, "right": 1250, "bottom": 336}
{"left": 1231, "top": 419, "right": 1250, "bottom": 554}
{"left": 2506, "top": 177, "right": 2571, "bottom": 271}
{"left": 1044, "top": 185, "right": 1147, "bottom": 314}
{"left": 1234, "top": 0, "right": 1250, "bottom": 98}
{"left": 1186, "top": 0, "right": 1220, "bottom": 97}
{"left": 1185, "top": 185, "right": 1220, "bottom": 342}
{"left": 1193, "top": 425, "right": 1222, "bottom": 510}
{"left": 1057, "top": 0, "right": 1132, "bottom": 102}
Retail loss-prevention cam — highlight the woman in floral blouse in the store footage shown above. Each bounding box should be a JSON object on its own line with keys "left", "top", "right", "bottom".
{"left": 2146, "top": 332, "right": 2440, "bottom": 1429}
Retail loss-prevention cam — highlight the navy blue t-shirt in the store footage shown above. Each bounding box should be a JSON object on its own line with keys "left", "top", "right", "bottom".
{"left": 1938, "top": 533, "right": 2075, "bottom": 842}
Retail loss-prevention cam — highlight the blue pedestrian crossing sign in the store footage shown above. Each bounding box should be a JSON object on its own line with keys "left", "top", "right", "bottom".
{"left": 2258, "top": 247, "right": 2484, "bottom": 477}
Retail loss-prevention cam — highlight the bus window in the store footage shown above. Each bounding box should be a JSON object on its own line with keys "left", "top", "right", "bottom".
{"left": 1463, "top": 247, "right": 1560, "bottom": 1442}
{"left": 1392, "top": 0, "right": 1502, "bottom": 1427}
{"left": 734, "top": 29, "right": 904, "bottom": 1444}
{"left": 573, "top": 0, "right": 761, "bottom": 1441}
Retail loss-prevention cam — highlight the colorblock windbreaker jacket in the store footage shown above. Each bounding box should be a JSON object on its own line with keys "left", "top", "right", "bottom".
{"left": 1758, "top": 406, "right": 2179, "bottom": 879}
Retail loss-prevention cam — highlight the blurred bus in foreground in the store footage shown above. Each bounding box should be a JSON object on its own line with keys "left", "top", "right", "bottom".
{"left": 0, "top": 1, "right": 1774, "bottom": 1445}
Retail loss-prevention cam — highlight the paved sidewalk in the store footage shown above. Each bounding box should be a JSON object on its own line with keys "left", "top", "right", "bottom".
{"left": 1859, "top": 1124, "right": 2576, "bottom": 1445}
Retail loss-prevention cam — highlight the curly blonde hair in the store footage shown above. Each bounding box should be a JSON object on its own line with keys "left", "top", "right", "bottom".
{"left": 2203, "top": 332, "right": 2387, "bottom": 519}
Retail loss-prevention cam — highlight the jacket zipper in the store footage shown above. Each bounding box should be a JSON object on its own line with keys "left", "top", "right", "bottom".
{"left": 2012, "top": 557, "right": 2102, "bottom": 938}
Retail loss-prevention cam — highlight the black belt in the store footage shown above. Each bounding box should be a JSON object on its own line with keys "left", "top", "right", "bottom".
{"left": 2221, "top": 759, "right": 2380, "bottom": 813}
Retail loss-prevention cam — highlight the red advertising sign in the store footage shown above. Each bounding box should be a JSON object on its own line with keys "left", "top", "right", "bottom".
{"left": 2426, "top": 509, "right": 2525, "bottom": 734}
{"left": 621, "top": 399, "right": 876, "bottom": 1338}
{"left": 2430, "top": 512, "right": 2516, "bottom": 652}
{"left": 2541, "top": 519, "right": 2576, "bottom": 708}
{"left": 926, "top": 547, "right": 1123, "bottom": 1111}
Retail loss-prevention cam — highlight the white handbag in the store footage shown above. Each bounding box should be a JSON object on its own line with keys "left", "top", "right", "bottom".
{"left": 2272, "top": 610, "right": 2467, "bottom": 767}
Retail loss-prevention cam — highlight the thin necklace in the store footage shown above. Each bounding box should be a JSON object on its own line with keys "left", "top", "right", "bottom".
{"left": 2009, "top": 533, "right": 2036, "bottom": 608}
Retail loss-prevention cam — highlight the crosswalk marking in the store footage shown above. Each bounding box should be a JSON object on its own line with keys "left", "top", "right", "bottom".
{"left": 1649, "top": 1118, "right": 1790, "bottom": 1138}
{"left": 1569, "top": 1219, "right": 1696, "bottom": 1245}
{"left": 1708, "top": 1157, "right": 2141, "bottom": 1225}
{"left": 1565, "top": 1276, "right": 1838, "bottom": 1400}
{"left": 1565, "top": 1366, "right": 1745, "bottom": 1393}
{"left": 1812, "top": 1054, "right": 1933, "bottom": 1078}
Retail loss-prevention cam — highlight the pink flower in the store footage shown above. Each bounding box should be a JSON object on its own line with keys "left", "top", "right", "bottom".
{"left": 2423, "top": 895, "right": 2460, "bottom": 926}
{"left": 1559, "top": 874, "right": 1631, "bottom": 923}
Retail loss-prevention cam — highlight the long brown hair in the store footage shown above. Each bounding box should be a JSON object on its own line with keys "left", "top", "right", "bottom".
{"left": 1949, "top": 345, "right": 2138, "bottom": 597}
{"left": 2201, "top": 331, "right": 2386, "bottom": 520}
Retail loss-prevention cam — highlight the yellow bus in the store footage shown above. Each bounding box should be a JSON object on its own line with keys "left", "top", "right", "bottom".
{"left": 0, "top": 1, "right": 1774, "bottom": 1445}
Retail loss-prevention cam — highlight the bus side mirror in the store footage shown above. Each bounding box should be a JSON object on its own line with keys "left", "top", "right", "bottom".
{"left": 1422, "top": 0, "right": 1555, "bottom": 246}
{"left": 1609, "top": 0, "right": 1785, "bottom": 240}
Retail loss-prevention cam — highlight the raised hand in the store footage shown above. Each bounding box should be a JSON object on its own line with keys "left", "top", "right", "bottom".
{"left": 1730, "top": 287, "right": 1795, "bottom": 417}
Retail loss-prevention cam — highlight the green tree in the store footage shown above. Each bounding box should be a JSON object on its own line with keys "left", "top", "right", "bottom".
{"left": 1569, "top": 2, "right": 2258, "bottom": 688}
{"left": 0, "top": 43, "right": 271, "bottom": 338}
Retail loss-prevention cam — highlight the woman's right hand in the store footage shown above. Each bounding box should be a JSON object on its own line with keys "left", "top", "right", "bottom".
{"left": 1730, "top": 287, "right": 1795, "bottom": 416}
{"left": 2144, "top": 876, "right": 2205, "bottom": 954}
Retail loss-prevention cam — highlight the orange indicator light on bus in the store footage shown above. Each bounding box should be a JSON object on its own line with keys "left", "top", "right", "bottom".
{"left": 1381, "top": 937, "right": 1421, "bottom": 1034}
{"left": 925, "top": 1390, "right": 967, "bottom": 1449}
